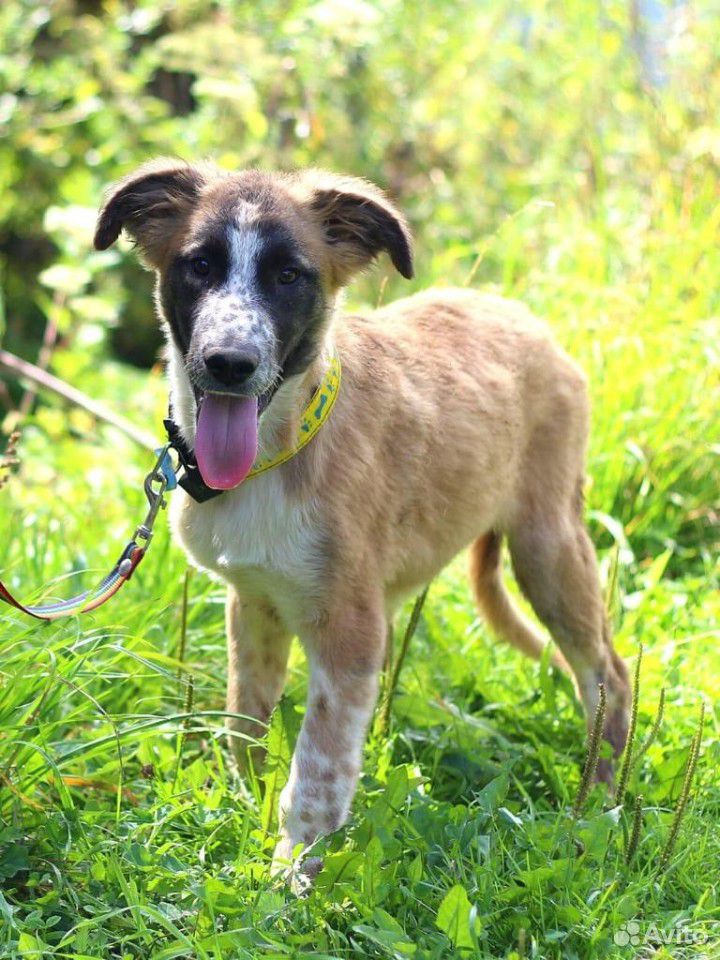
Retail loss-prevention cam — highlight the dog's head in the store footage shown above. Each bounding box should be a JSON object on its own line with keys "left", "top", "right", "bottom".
{"left": 94, "top": 159, "right": 412, "bottom": 488}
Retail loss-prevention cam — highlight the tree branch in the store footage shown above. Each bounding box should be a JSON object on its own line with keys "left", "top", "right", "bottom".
{"left": 0, "top": 348, "right": 158, "bottom": 451}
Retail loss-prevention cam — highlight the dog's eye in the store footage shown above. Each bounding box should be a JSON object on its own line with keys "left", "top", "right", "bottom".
{"left": 191, "top": 258, "right": 210, "bottom": 278}
{"left": 278, "top": 267, "right": 300, "bottom": 285}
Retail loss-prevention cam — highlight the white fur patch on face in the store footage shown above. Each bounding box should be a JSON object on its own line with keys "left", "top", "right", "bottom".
{"left": 226, "top": 222, "right": 263, "bottom": 299}
{"left": 167, "top": 341, "right": 197, "bottom": 447}
{"left": 188, "top": 220, "right": 280, "bottom": 394}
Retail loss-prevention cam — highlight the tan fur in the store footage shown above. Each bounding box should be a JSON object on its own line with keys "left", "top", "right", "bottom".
{"left": 96, "top": 163, "right": 630, "bottom": 881}
{"left": 182, "top": 287, "right": 631, "bottom": 873}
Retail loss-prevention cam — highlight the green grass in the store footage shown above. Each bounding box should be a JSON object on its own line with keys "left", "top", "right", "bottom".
{"left": 1, "top": 209, "right": 718, "bottom": 956}
{"left": 1, "top": 2, "right": 719, "bottom": 955}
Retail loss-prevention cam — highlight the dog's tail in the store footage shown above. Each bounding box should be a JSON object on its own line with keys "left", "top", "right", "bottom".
{"left": 469, "top": 531, "right": 568, "bottom": 671}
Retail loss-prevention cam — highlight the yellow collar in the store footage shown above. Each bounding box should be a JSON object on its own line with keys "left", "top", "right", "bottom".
{"left": 246, "top": 351, "right": 342, "bottom": 479}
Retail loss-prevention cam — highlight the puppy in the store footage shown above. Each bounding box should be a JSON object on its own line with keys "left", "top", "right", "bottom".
{"left": 95, "top": 160, "right": 630, "bottom": 873}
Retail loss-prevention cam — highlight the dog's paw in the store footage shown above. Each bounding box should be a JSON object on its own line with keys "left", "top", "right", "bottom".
{"left": 271, "top": 839, "right": 324, "bottom": 894}
{"left": 297, "top": 855, "right": 324, "bottom": 883}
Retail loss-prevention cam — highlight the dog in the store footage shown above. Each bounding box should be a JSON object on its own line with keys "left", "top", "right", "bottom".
{"left": 94, "top": 160, "right": 630, "bottom": 876}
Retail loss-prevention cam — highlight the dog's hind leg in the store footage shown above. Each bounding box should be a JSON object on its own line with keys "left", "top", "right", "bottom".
{"left": 226, "top": 587, "right": 292, "bottom": 778}
{"left": 505, "top": 500, "right": 630, "bottom": 780}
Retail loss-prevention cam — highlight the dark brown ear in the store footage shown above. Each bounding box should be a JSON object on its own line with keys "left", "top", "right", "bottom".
{"left": 94, "top": 159, "right": 208, "bottom": 266}
{"left": 298, "top": 172, "right": 413, "bottom": 284}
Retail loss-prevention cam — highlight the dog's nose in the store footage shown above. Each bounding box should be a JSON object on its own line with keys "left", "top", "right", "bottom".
{"left": 203, "top": 347, "right": 260, "bottom": 386}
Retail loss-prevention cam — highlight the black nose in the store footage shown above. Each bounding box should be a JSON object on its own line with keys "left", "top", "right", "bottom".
{"left": 203, "top": 348, "right": 260, "bottom": 386}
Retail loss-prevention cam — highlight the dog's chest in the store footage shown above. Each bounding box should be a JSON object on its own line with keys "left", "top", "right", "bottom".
{"left": 170, "top": 471, "right": 327, "bottom": 617}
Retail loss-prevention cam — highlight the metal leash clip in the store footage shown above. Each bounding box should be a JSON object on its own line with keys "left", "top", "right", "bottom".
{"left": 133, "top": 444, "right": 177, "bottom": 545}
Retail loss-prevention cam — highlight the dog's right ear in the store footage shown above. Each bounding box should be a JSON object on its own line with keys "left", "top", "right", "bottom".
{"left": 292, "top": 171, "right": 413, "bottom": 286}
{"left": 94, "top": 159, "right": 207, "bottom": 266}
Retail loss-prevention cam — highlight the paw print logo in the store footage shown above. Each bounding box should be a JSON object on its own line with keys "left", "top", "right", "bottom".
{"left": 614, "top": 920, "right": 642, "bottom": 947}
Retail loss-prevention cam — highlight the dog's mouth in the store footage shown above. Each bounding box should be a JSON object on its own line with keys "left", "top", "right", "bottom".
{"left": 192, "top": 384, "right": 278, "bottom": 491}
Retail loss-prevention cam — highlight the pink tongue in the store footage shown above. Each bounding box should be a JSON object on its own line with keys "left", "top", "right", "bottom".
{"left": 195, "top": 393, "right": 258, "bottom": 490}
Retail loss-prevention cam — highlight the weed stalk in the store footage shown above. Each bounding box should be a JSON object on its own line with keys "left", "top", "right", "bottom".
{"left": 615, "top": 644, "right": 642, "bottom": 805}
{"left": 625, "top": 794, "right": 643, "bottom": 864}
{"left": 0, "top": 429, "right": 21, "bottom": 490}
{"left": 378, "top": 586, "right": 428, "bottom": 737}
{"left": 173, "top": 675, "right": 195, "bottom": 790}
{"left": 657, "top": 701, "right": 705, "bottom": 873}
{"left": 177, "top": 568, "right": 191, "bottom": 678}
{"left": 573, "top": 682, "right": 606, "bottom": 818}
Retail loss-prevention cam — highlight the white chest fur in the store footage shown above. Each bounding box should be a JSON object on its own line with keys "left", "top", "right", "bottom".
{"left": 169, "top": 470, "right": 328, "bottom": 626}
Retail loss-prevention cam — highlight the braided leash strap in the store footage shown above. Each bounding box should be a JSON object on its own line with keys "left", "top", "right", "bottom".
{"left": 0, "top": 446, "right": 174, "bottom": 622}
{"left": 0, "top": 541, "right": 146, "bottom": 621}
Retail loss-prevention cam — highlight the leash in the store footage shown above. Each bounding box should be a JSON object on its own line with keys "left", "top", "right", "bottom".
{"left": 0, "top": 352, "right": 342, "bottom": 621}
{"left": 0, "top": 446, "right": 176, "bottom": 621}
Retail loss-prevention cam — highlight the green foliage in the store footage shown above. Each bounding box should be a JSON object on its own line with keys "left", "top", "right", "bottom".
{"left": 0, "top": 1, "right": 719, "bottom": 957}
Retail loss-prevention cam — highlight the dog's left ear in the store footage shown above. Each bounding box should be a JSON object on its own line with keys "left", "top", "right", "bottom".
{"left": 297, "top": 173, "right": 413, "bottom": 284}
{"left": 94, "top": 159, "right": 209, "bottom": 267}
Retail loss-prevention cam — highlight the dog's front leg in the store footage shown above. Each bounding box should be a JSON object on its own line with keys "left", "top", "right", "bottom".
{"left": 272, "top": 601, "right": 385, "bottom": 879}
{"left": 226, "top": 587, "right": 291, "bottom": 778}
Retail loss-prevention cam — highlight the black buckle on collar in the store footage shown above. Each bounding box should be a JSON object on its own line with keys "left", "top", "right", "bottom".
{"left": 163, "top": 414, "right": 224, "bottom": 504}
